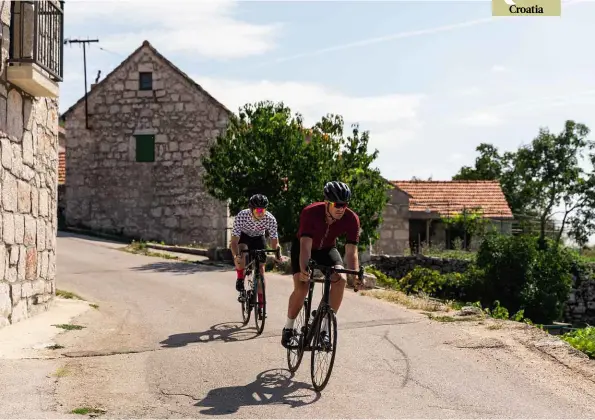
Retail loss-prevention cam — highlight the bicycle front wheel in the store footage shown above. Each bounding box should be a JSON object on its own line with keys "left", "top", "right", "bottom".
{"left": 254, "top": 276, "right": 266, "bottom": 335}
{"left": 287, "top": 301, "right": 307, "bottom": 373}
{"left": 310, "top": 308, "right": 338, "bottom": 392}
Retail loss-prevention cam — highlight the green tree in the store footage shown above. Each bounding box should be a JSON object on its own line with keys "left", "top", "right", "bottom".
{"left": 201, "top": 100, "right": 391, "bottom": 249}
{"left": 453, "top": 120, "right": 595, "bottom": 247}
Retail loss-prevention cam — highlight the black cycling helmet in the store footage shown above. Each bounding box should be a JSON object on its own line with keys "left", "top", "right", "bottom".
{"left": 323, "top": 181, "right": 351, "bottom": 204}
{"left": 249, "top": 194, "right": 269, "bottom": 208}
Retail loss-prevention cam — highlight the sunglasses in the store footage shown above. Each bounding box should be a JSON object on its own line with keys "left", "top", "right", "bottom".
{"left": 252, "top": 207, "right": 266, "bottom": 216}
{"left": 329, "top": 201, "right": 348, "bottom": 209}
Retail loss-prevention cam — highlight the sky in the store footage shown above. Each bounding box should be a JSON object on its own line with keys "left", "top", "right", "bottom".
{"left": 59, "top": 0, "right": 594, "bottom": 241}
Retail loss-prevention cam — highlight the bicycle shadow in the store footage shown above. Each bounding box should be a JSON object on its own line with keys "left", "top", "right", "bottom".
{"left": 195, "top": 368, "right": 321, "bottom": 415}
{"left": 160, "top": 322, "right": 259, "bottom": 348}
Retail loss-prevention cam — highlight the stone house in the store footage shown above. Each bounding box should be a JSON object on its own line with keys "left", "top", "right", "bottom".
{"left": 1, "top": 0, "right": 64, "bottom": 327}
{"left": 374, "top": 180, "right": 514, "bottom": 255}
{"left": 60, "top": 40, "right": 233, "bottom": 247}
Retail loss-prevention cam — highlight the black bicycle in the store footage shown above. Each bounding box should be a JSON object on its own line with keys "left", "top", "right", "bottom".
{"left": 237, "top": 247, "right": 281, "bottom": 335}
{"left": 286, "top": 259, "right": 364, "bottom": 392}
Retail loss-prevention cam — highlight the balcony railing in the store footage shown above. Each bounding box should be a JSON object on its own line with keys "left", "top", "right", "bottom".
{"left": 9, "top": 0, "right": 65, "bottom": 82}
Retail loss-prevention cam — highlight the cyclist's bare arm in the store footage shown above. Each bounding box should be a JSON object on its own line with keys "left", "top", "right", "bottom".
{"left": 299, "top": 237, "right": 313, "bottom": 274}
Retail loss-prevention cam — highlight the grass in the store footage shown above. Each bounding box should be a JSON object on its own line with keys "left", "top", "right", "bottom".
{"left": 56, "top": 289, "right": 84, "bottom": 300}
{"left": 54, "top": 366, "right": 70, "bottom": 377}
{"left": 46, "top": 344, "right": 65, "bottom": 350}
{"left": 71, "top": 407, "right": 106, "bottom": 416}
{"left": 52, "top": 323, "right": 85, "bottom": 330}
{"left": 123, "top": 240, "right": 180, "bottom": 260}
{"left": 360, "top": 289, "right": 450, "bottom": 312}
{"left": 426, "top": 313, "right": 485, "bottom": 322}
{"left": 89, "top": 303, "right": 99, "bottom": 309}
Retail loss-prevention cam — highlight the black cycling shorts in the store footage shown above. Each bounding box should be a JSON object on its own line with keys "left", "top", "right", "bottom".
{"left": 290, "top": 238, "right": 343, "bottom": 275}
{"left": 238, "top": 232, "right": 267, "bottom": 250}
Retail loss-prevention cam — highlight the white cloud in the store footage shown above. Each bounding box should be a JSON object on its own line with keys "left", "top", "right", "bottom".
{"left": 458, "top": 111, "right": 502, "bottom": 127}
{"left": 64, "top": 0, "right": 281, "bottom": 59}
{"left": 491, "top": 65, "right": 508, "bottom": 73}
{"left": 194, "top": 76, "right": 424, "bottom": 125}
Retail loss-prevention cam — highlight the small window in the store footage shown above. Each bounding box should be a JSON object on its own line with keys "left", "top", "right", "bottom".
{"left": 139, "top": 72, "right": 153, "bottom": 90}
{"left": 135, "top": 135, "right": 155, "bottom": 162}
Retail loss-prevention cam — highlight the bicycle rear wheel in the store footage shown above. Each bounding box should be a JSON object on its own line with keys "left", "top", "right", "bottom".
{"left": 310, "top": 308, "right": 338, "bottom": 392}
{"left": 254, "top": 275, "right": 266, "bottom": 335}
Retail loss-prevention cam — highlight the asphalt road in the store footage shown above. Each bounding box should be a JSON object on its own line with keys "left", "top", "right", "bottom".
{"left": 28, "top": 232, "right": 595, "bottom": 418}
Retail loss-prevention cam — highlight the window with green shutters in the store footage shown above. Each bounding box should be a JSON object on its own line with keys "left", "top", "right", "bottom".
{"left": 135, "top": 134, "right": 155, "bottom": 162}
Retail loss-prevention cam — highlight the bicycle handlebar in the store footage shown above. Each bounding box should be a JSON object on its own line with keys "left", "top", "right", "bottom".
{"left": 240, "top": 247, "right": 282, "bottom": 259}
{"left": 307, "top": 259, "right": 366, "bottom": 292}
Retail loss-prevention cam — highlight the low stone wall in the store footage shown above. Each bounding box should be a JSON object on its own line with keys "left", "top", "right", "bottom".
{"left": 566, "top": 280, "right": 595, "bottom": 325}
{"left": 369, "top": 254, "right": 595, "bottom": 326}
{"left": 369, "top": 254, "right": 472, "bottom": 279}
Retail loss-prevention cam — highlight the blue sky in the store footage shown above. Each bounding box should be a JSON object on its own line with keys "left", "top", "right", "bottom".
{"left": 60, "top": 0, "right": 594, "bottom": 240}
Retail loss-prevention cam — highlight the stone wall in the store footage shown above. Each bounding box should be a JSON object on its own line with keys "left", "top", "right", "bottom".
{"left": 374, "top": 187, "right": 409, "bottom": 255}
{"left": 0, "top": 1, "right": 59, "bottom": 327}
{"left": 63, "top": 42, "right": 231, "bottom": 247}
{"left": 369, "top": 254, "right": 472, "bottom": 280}
{"left": 565, "top": 263, "right": 595, "bottom": 325}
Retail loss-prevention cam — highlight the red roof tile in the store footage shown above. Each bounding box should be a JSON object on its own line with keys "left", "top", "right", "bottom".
{"left": 58, "top": 151, "right": 65, "bottom": 185}
{"left": 392, "top": 180, "right": 513, "bottom": 219}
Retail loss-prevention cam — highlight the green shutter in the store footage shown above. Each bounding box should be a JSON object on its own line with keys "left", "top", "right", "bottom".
{"left": 135, "top": 135, "right": 155, "bottom": 162}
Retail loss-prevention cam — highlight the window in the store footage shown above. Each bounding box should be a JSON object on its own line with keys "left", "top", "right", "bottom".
{"left": 139, "top": 72, "right": 153, "bottom": 90}
{"left": 135, "top": 135, "right": 155, "bottom": 162}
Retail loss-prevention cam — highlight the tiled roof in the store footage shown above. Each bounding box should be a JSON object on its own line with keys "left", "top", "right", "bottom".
{"left": 392, "top": 180, "right": 513, "bottom": 219}
{"left": 58, "top": 151, "right": 65, "bottom": 185}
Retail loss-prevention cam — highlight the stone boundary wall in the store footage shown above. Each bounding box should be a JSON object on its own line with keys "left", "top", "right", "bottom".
{"left": 369, "top": 254, "right": 595, "bottom": 325}
{"left": 369, "top": 254, "right": 472, "bottom": 280}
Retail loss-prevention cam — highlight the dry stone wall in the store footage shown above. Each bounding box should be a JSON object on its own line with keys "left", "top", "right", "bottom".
{"left": 370, "top": 254, "right": 595, "bottom": 325}
{"left": 370, "top": 254, "right": 472, "bottom": 279}
{"left": 0, "top": 1, "right": 58, "bottom": 327}
{"left": 64, "top": 43, "right": 231, "bottom": 247}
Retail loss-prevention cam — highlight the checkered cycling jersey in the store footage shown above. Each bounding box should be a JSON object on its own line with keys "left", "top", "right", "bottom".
{"left": 231, "top": 209, "right": 279, "bottom": 239}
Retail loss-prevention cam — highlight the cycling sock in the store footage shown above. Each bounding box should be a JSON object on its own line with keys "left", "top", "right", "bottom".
{"left": 258, "top": 292, "right": 264, "bottom": 308}
{"left": 236, "top": 269, "right": 244, "bottom": 280}
{"left": 285, "top": 317, "right": 295, "bottom": 329}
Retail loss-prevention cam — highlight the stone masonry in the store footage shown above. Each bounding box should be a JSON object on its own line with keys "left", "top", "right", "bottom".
{"left": 373, "top": 186, "right": 410, "bottom": 255}
{"left": 61, "top": 41, "right": 231, "bottom": 247}
{"left": 0, "top": 1, "right": 59, "bottom": 327}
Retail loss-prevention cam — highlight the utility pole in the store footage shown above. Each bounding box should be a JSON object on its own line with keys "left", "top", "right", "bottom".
{"left": 64, "top": 38, "right": 99, "bottom": 129}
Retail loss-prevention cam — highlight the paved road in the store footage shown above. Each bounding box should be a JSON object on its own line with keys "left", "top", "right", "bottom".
{"left": 31, "top": 233, "right": 595, "bottom": 418}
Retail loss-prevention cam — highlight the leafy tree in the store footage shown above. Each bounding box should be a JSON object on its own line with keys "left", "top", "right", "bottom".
{"left": 453, "top": 120, "right": 595, "bottom": 247}
{"left": 201, "top": 100, "right": 391, "bottom": 249}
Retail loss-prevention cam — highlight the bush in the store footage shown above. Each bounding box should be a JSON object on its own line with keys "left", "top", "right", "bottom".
{"left": 561, "top": 326, "right": 595, "bottom": 358}
{"left": 397, "top": 267, "right": 446, "bottom": 295}
{"left": 475, "top": 233, "right": 575, "bottom": 324}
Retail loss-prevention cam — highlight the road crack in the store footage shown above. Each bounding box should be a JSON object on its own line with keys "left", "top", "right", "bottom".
{"left": 159, "top": 388, "right": 200, "bottom": 401}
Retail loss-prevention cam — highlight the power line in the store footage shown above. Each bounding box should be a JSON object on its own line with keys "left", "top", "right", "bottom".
{"left": 65, "top": 38, "right": 99, "bottom": 129}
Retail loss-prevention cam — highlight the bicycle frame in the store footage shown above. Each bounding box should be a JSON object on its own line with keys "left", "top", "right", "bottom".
{"left": 240, "top": 247, "right": 281, "bottom": 302}
{"left": 300, "top": 259, "right": 364, "bottom": 351}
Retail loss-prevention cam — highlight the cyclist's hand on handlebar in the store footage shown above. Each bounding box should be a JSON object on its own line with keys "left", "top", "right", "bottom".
{"left": 299, "top": 269, "right": 310, "bottom": 282}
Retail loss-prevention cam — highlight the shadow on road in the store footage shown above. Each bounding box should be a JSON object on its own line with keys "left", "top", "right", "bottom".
{"left": 160, "top": 322, "right": 259, "bottom": 347}
{"left": 58, "top": 230, "right": 127, "bottom": 246}
{"left": 195, "top": 368, "right": 321, "bottom": 415}
{"left": 130, "top": 261, "right": 231, "bottom": 275}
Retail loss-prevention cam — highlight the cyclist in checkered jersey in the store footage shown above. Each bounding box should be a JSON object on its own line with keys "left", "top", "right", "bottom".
{"left": 230, "top": 194, "right": 282, "bottom": 294}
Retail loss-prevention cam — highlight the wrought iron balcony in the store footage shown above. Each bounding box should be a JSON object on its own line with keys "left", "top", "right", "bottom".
{"left": 9, "top": 0, "right": 65, "bottom": 83}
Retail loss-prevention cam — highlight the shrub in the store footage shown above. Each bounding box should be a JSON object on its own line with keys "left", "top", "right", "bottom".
{"left": 397, "top": 267, "right": 446, "bottom": 295}
{"left": 365, "top": 267, "right": 399, "bottom": 289}
{"left": 475, "top": 233, "right": 575, "bottom": 324}
{"left": 561, "top": 326, "right": 595, "bottom": 358}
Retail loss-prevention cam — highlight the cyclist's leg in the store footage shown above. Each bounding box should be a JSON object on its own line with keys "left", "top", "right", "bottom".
{"left": 325, "top": 247, "right": 346, "bottom": 314}
{"left": 235, "top": 233, "right": 249, "bottom": 292}
{"left": 282, "top": 240, "right": 311, "bottom": 347}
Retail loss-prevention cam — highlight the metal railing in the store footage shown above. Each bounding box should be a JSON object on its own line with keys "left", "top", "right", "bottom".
{"left": 9, "top": 0, "right": 65, "bottom": 82}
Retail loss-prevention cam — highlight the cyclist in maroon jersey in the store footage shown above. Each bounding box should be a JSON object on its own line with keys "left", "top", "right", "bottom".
{"left": 281, "top": 181, "right": 363, "bottom": 348}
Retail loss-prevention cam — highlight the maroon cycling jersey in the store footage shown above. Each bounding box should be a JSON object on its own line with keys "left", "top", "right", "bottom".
{"left": 296, "top": 202, "right": 360, "bottom": 249}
